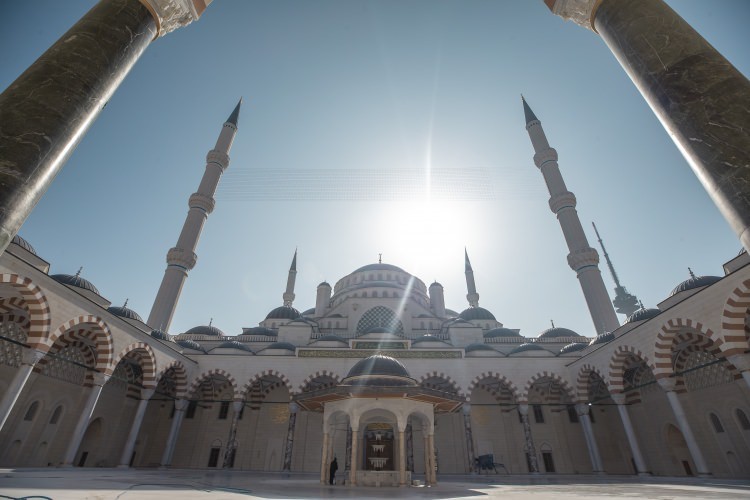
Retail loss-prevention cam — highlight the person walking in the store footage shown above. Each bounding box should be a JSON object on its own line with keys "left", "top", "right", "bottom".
{"left": 329, "top": 456, "right": 338, "bottom": 485}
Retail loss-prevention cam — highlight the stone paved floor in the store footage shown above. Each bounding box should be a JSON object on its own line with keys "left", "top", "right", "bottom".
{"left": 1, "top": 469, "right": 749, "bottom": 499}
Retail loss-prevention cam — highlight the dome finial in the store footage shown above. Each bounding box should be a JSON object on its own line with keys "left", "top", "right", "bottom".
{"left": 688, "top": 267, "right": 696, "bottom": 279}
{"left": 123, "top": 298, "right": 129, "bottom": 308}
{"left": 551, "top": 319, "right": 555, "bottom": 328}
{"left": 638, "top": 300, "right": 645, "bottom": 310}
{"left": 378, "top": 253, "right": 382, "bottom": 264}
{"left": 209, "top": 317, "right": 213, "bottom": 327}
{"left": 75, "top": 266, "right": 83, "bottom": 278}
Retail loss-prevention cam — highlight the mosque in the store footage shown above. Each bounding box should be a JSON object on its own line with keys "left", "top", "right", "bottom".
{"left": 0, "top": 94, "right": 749, "bottom": 485}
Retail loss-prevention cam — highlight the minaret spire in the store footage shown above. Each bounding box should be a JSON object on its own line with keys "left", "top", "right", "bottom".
{"left": 522, "top": 97, "right": 619, "bottom": 334}
{"left": 283, "top": 249, "right": 298, "bottom": 307}
{"left": 464, "top": 248, "right": 479, "bottom": 308}
{"left": 147, "top": 100, "right": 242, "bottom": 332}
{"left": 592, "top": 222, "right": 639, "bottom": 317}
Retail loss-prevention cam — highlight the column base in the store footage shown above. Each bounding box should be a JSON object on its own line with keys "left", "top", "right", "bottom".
{"left": 116, "top": 464, "right": 130, "bottom": 469}
{"left": 697, "top": 472, "right": 712, "bottom": 478}
{"left": 637, "top": 471, "right": 652, "bottom": 476}
{"left": 58, "top": 464, "right": 74, "bottom": 468}
{"left": 592, "top": 470, "right": 606, "bottom": 475}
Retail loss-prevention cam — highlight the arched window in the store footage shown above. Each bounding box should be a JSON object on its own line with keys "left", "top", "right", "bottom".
{"left": 736, "top": 409, "right": 750, "bottom": 430}
{"left": 49, "top": 405, "right": 63, "bottom": 425}
{"left": 24, "top": 401, "right": 39, "bottom": 421}
{"left": 709, "top": 413, "right": 725, "bottom": 433}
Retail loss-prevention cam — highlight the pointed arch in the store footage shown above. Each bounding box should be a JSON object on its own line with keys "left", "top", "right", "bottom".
{"left": 575, "top": 364, "right": 611, "bottom": 403}
{"left": 466, "top": 372, "right": 519, "bottom": 403}
{"left": 418, "top": 371, "right": 463, "bottom": 397}
{"left": 654, "top": 317, "right": 718, "bottom": 379}
{"left": 48, "top": 316, "right": 113, "bottom": 371}
{"left": 155, "top": 361, "right": 188, "bottom": 399}
{"left": 187, "top": 369, "right": 239, "bottom": 400}
{"left": 608, "top": 345, "right": 655, "bottom": 403}
{"left": 721, "top": 278, "right": 750, "bottom": 356}
{"left": 110, "top": 342, "right": 157, "bottom": 389}
{"left": 298, "top": 370, "right": 341, "bottom": 394}
{"left": 0, "top": 274, "right": 51, "bottom": 346}
{"left": 522, "top": 371, "right": 575, "bottom": 403}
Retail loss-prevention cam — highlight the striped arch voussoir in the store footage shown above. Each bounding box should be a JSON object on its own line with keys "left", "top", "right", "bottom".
{"left": 521, "top": 371, "right": 574, "bottom": 402}
{"left": 111, "top": 342, "right": 157, "bottom": 388}
{"left": 654, "top": 318, "right": 716, "bottom": 379}
{"left": 608, "top": 345, "right": 651, "bottom": 394}
{"left": 466, "top": 372, "right": 519, "bottom": 403}
{"left": 242, "top": 370, "right": 291, "bottom": 400}
{"left": 156, "top": 361, "right": 188, "bottom": 399}
{"left": 188, "top": 369, "right": 239, "bottom": 400}
{"left": 50, "top": 315, "right": 113, "bottom": 371}
{"left": 576, "top": 364, "right": 610, "bottom": 402}
{"left": 0, "top": 311, "right": 31, "bottom": 334}
{"left": 298, "top": 370, "right": 341, "bottom": 394}
{"left": 0, "top": 274, "right": 51, "bottom": 347}
{"left": 722, "top": 279, "right": 750, "bottom": 356}
{"left": 418, "top": 371, "right": 463, "bottom": 398}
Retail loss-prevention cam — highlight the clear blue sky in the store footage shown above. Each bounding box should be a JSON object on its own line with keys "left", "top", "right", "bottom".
{"left": 1, "top": 1, "right": 747, "bottom": 337}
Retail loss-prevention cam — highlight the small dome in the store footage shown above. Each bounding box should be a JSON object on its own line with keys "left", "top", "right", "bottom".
{"left": 51, "top": 273, "right": 100, "bottom": 295}
{"left": 11, "top": 235, "right": 37, "bottom": 255}
{"left": 626, "top": 307, "right": 661, "bottom": 324}
{"left": 430, "top": 281, "right": 443, "bottom": 288}
{"left": 538, "top": 327, "right": 579, "bottom": 339}
{"left": 465, "top": 343, "right": 498, "bottom": 353}
{"left": 150, "top": 329, "right": 172, "bottom": 342}
{"left": 318, "top": 281, "right": 331, "bottom": 288}
{"left": 216, "top": 341, "right": 254, "bottom": 353}
{"left": 509, "top": 343, "right": 549, "bottom": 355}
{"left": 185, "top": 324, "right": 225, "bottom": 337}
{"left": 458, "top": 307, "right": 496, "bottom": 321}
{"left": 265, "top": 306, "right": 301, "bottom": 320}
{"left": 589, "top": 331, "right": 615, "bottom": 346}
{"left": 107, "top": 304, "right": 143, "bottom": 322}
{"left": 346, "top": 354, "right": 411, "bottom": 379}
{"left": 243, "top": 327, "right": 277, "bottom": 336}
{"left": 484, "top": 327, "right": 521, "bottom": 338}
{"left": 301, "top": 308, "right": 315, "bottom": 316}
{"left": 264, "top": 342, "right": 296, "bottom": 352}
{"left": 559, "top": 342, "right": 587, "bottom": 354}
{"left": 316, "top": 334, "right": 347, "bottom": 342}
{"left": 670, "top": 275, "right": 721, "bottom": 296}
{"left": 353, "top": 263, "right": 406, "bottom": 274}
{"left": 177, "top": 339, "right": 204, "bottom": 352}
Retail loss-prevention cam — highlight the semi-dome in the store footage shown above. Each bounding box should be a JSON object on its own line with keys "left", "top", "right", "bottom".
{"left": 670, "top": 275, "right": 721, "bottom": 296}
{"left": 265, "top": 305, "right": 301, "bottom": 320}
{"left": 346, "top": 354, "right": 411, "bottom": 379}
{"left": 242, "top": 326, "right": 277, "bottom": 336}
{"left": 559, "top": 342, "right": 587, "bottom": 354}
{"left": 51, "top": 272, "right": 100, "bottom": 295}
{"left": 11, "top": 235, "right": 37, "bottom": 255}
{"left": 185, "top": 324, "right": 225, "bottom": 337}
{"left": 484, "top": 327, "right": 521, "bottom": 338}
{"left": 177, "top": 339, "right": 204, "bottom": 352}
{"left": 589, "top": 331, "right": 615, "bottom": 346}
{"left": 626, "top": 307, "right": 661, "bottom": 324}
{"left": 107, "top": 303, "right": 143, "bottom": 322}
{"left": 150, "top": 329, "right": 172, "bottom": 342}
{"left": 216, "top": 341, "right": 254, "bottom": 353}
{"left": 353, "top": 263, "right": 406, "bottom": 274}
{"left": 264, "top": 342, "right": 296, "bottom": 351}
{"left": 509, "top": 343, "right": 549, "bottom": 355}
{"left": 538, "top": 327, "right": 579, "bottom": 339}
{"left": 465, "top": 343, "right": 498, "bottom": 353}
{"left": 458, "top": 307, "right": 496, "bottom": 321}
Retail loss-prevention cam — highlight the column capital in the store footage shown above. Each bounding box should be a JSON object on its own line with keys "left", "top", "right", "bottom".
{"left": 575, "top": 403, "right": 591, "bottom": 416}
{"left": 139, "top": 0, "right": 211, "bottom": 38}
{"left": 174, "top": 399, "right": 189, "bottom": 412}
{"left": 91, "top": 372, "right": 110, "bottom": 387}
{"left": 517, "top": 403, "right": 529, "bottom": 416}
{"left": 567, "top": 247, "right": 600, "bottom": 272}
{"left": 657, "top": 377, "right": 678, "bottom": 392}
{"left": 728, "top": 353, "right": 750, "bottom": 372}
{"left": 20, "top": 348, "right": 45, "bottom": 366}
{"left": 462, "top": 403, "right": 471, "bottom": 414}
{"left": 166, "top": 247, "right": 197, "bottom": 270}
{"left": 609, "top": 393, "right": 626, "bottom": 405}
{"left": 546, "top": 0, "right": 601, "bottom": 32}
{"left": 288, "top": 402, "right": 299, "bottom": 413}
{"left": 232, "top": 401, "right": 244, "bottom": 413}
{"left": 140, "top": 388, "right": 156, "bottom": 400}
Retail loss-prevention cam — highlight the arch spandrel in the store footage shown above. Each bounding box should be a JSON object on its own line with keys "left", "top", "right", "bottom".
{"left": 48, "top": 315, "right": 113, "bottom": 371}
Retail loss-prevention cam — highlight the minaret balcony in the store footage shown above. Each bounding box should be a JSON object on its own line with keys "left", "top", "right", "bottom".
{"left": 533, "top": 148, "right": 558, "bottom": 168}
{"left": 189, "top": 193, "right": 215, "bottom": 214}
{"left": 567, "top": 247, "right": 600, "bottom": 272}
{"left": 206, "top": 149, "right": 230, "bottom": 169}
{"left": 549, "top": 191, "right": 577, "bottom": 214}
{"left": 167, "top": 247, "right": 197, "bottom": 270}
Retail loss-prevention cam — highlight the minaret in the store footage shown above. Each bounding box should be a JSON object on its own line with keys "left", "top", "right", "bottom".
{"left": 282, "top": 249, "right": 297, "bottom": 307}
{"left": 464, "top": 248, "right": 479, "bottom": 308}
{"left": 592, "top": 222, "right": 639, "bottom": 318}
{"left": 522, "top": 97, "right": 619, "bottom": 334}
{"left": 147, "top": 99, "right": 242, "bottom": 331}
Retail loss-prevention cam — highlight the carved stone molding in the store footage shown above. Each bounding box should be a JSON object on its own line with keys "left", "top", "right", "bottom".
{"left": 533, "top": 148, "right": 558, "bottom": 169}
{"left": 139, "top": 0, "right": 212, "bottom": 37}
{"left": 549, "top": 191, "right": 577, "bottom": 213}
{"left": 189, "top": 192, "right": 215, "bottom": 214}
{"left": 167, "top": 246, "right": 197, "bottom": 270}
{"left": 547, "top": 0, "right": 603, "bottom": 32}
{"left": 206, "top": 149, "right": 230, "bottom": 170}
{"left": 567, "top": 247, "right": 600, "bottom": 271}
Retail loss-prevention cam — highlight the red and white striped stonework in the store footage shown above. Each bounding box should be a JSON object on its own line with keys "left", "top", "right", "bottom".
{"left": 111, "top": 342, "right": 157, "bottom": 389}
{"left": 721, "top": 278, "right": 750, "bottom": 356}
{"left": 188, "top": 369, "right": 238, "bottom": 400}
{"left": 0, "top": 274, "right": 50, "bottom": 347}
{"left": 241, "top": 370, "right": 291, "bottom": 400}
{"left": 575, "top": 364, "right": 610, "bottom": 403}
{"left": 521, "top": 371, "right": 574, "bottom": 404}
{"left": 654, "top": 318, "right": 716, "bottom": 380}
{"left": 608, "top": 345, "right": 652, "bottom": 395}
{"left": 418, "top": 371, "right": 462, "bottom": 398}
{"left": 155, "top": 361, "right": 188, "bottom": 399}
{"left": 49, "top": 316, "right": 112, "bottom": 372}
{"left": 466, "top": 372, "right": 519, "bottom": 403}
{"left": 298, "top": 370, "right": 341, "bottom": 393}
{"left": 0, "top": 312, "right": 30, "bottom": 339}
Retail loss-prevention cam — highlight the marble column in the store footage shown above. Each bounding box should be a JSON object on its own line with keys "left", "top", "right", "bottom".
{"left": 462, "top": 404, "right": 477, "bottom": 473}
{"left": 117, "top": 388, "right": 155, "bottom": 467}
{"left": 0, "top": 0, "right": 211, "bottom": 255}
{"left": 423, "top": 435, "right": 431, "bottom": 483}
{"left": 282, "top": 402, "right": 298, "bottom": 472}
{"left": 549, "top": 0, "right": 750, "bottom": 249}
{"left": 518, "top": 404, "right": 539, "bottom": 473}
{"left": 575, "top": 404, "right": 604, "bottom": 474}
{"left": 610, "top": 393, "right": 649, "bottom": 475}
{"left": 405, "top": 423, "right": 414, "bottom": 473}
{"left": 160, "top": 399, "right": 188, "bottom": 468}
{"left": 62, "top": 372, "right": 109, "bottom": 466}
{"left": 222, "top": 401, "right": 244, "bottom": 469}
{"left": 345, "top": 427, "right": 352, "bottom": 474}
{"left": 657, "top": 378, "right": 710, "bottom": 476}
{"left": 0, "top": 349, "right": 45, "bottom": 432}
{"left": 320, "top": 431, "right": 329, "bottom": 484}
{"left": 398, "top": 429, "right": 406, "bottom": 486}
{"left": 349, "top": 429, "right": 359, "bottom": 485}
{"left": 428, "top": 433, "right": 436, "bottom": 484}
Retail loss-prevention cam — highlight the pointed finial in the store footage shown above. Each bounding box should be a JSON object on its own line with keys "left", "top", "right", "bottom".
{"left": 379, "top": 253, "right": 382, "bottom": 264}
{"left": 123, "top": 298, "right": 129, "bottom": 308}
{"left": 639, "top": 300, "right": 645, "bottom": 310}
{"left": 551, "top": 319, "right": 555, "bottom": 328}
{"left": 464, "top": 247, "right": 473, "bottom": 271}
{"left": 688, "top": 267, "right": 696, "bottom": 279}
{"left": 209, "top": 317, "right": 213, "bottom": 327}
{"left": 290, "top": 248, "right": 297, "bottom": 272}
{"left": 227, "top": 97, "right": 242, "bottom": 126}
{"left": 521, "top": 94, "right": 539, "bottom": 124}
{"left": 75, "top": 266, "right": 83, "bottom": 278}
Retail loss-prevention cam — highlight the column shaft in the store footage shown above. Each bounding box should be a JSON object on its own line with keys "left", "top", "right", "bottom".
{"left": 398, "top": 430, "right": 406, "bottom": 485}
{"left": 349, "top": 430, "right": 359, "bottom": 485}
{"left": 0, "top": 0, "right": 157, "bottom": 253}
{"left": 62, "top": 374, "right": 108, "bottom": 466}
{"left": 282, "top": 403, "right": 298, "bottom": 472}
{"left": 664, "top": 390, "right": 710, "bottom": 475}
{"left": 320, "top": 432, "right": 329, "bottom": 483}
{"left": 579, "top": 412, "right": 604, "bottom": 473}
{"left": 0, "top": 350, "right": 44, "bottom": 432}
{"left": 594, "top": 0, "right": 750, "bottom": 249}
{"left": 223, "top": 401, "right": 244, "bottom": 469}
{"left": 463, "top": 406, "right": 476, "bottom": 473}
{"left": 118, "top": 389, "right": 154, "bottom": 467}
{"left": 614, "top": 401, "right": 649, "bottom": 474}
{"left": 160, "top": 399, "right": 187, "bottom": 467}
{"left": 518, "top": 405, "right": 539, "bottom": 473}
{"left": 428, "top": 434, "right": 436, "bottom": 484}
